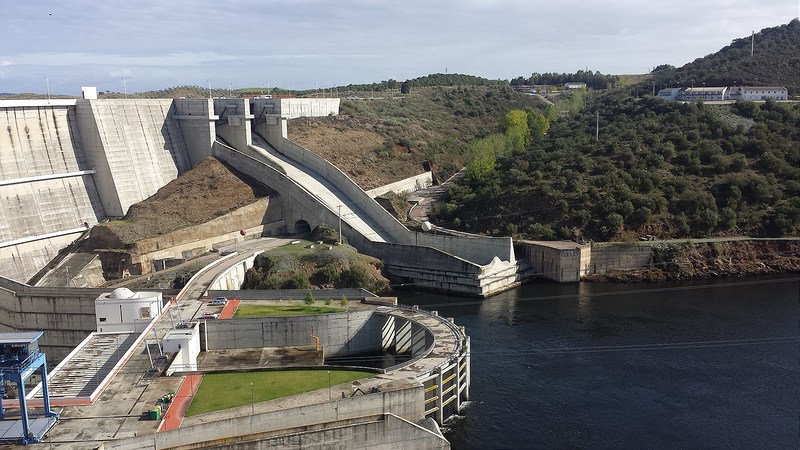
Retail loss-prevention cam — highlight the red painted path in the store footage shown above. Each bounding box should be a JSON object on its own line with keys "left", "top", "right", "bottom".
{"left": 160, "top": 374, "right": 202, "bottom": 431}
{"left": 219, "top": 299, "right": 240, "bottom": 319}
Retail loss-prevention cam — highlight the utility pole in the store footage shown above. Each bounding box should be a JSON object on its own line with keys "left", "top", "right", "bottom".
{"left": 595, "top": 111, "right": 599, "bottom": 143}
{"left": 207, "top": 80, "right": 211, "bottom": 99}
{"left": 338, "top": 205, "right": 342, "bottom": 244}
{"left": 751, "top": 30, "right": 755, "bottom": 57}
{"left": 123, "top": 78, "right": 128, "bottom": 99}
{"left": 45, "top": 76, "right": 51, "bottom": 104}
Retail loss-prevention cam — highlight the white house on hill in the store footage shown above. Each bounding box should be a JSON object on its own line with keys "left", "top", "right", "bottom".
{"left": 729, "top": 86, "right": 788, "bottom": 101}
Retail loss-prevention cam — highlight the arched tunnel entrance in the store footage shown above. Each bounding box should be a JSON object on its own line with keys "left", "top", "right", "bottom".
{"left": 293, "top": 220, "right": 312, "bottom": 235}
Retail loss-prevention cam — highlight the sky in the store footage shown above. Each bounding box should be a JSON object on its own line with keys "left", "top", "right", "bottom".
{"left": 1, "top": 1, "right": 797, "bottom": 95}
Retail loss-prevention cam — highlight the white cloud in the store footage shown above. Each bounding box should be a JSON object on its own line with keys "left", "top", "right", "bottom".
{"left": 0, "top": 0, "right": 794, "bottom": 93}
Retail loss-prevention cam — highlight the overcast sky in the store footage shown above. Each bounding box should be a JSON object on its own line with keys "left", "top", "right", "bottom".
{"left": 1, "top": 1, "right": 797, "bottom": 95}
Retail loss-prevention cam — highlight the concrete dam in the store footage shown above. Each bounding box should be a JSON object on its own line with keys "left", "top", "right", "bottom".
{"left": 0, "top": 97, "right": 519, "bottom": 296}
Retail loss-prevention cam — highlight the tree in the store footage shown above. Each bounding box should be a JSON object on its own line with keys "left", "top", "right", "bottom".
{"left": 400, "top": 81, "right": 411, "bottom": 94}
{"left": 528, "top": 111, "right": 550, "bottom": 140}
{"left": 502, "top": 109, "right": 531, "bottom": 150}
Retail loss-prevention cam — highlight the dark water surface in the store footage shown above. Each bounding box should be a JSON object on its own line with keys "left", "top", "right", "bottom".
{"left": 396, "top": 274, "right": 800, "bottom": 449}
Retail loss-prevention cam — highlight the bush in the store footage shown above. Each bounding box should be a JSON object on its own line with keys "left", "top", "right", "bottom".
{"left": 304, "top": 291, "right": 315, "bottom": 305}
{"left": 341, "top": 263, "right": 372, "bottom": 288}
{"left": 284, "top": 272, "right": 310, "bottom": 289}
{"left": 340, "top": 296, "right": 349, "bottom": 306}
{"left": 316, "top": 262, "right": 339, "bottom": 284}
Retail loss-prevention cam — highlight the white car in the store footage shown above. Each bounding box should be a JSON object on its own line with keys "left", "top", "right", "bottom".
{"left": 203, "top": 311, "right": 219, "bottom": 319}
{"left": 209, "top": 297, "right": 227, "bottom": 306}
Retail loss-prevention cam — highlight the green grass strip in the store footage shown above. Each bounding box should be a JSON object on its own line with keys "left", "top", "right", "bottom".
{"left": 234, "top": 304, "right": 345, "bottom": 318}
{"left": 185, "top": 370, "right": 373, "bottom": 416}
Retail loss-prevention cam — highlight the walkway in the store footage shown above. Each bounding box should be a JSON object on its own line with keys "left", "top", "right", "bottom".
{"left": 160, "top": 374, "right": 202, "bottom": 431}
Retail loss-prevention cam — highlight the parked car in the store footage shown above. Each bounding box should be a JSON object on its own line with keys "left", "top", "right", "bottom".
{"left": 203, "top": 311, "right": 219, "bottom": 319}
{"left": 209, "top": 297, "right": 227, "bottom": 306}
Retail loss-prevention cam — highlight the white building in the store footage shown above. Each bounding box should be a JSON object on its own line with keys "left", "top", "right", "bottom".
{"left": 564, "top": 82, "right": 587, "bottom": 89}
{"left": 729, "top": 86, "right": 788, "bottom": 101}
{"left": 677, "top": 87, "right": 729, "bottom": 102}
{"left": 95, "top": 287, "right": 163, "bottom": 333}
{"left": 657, "top": 88, "right": 682, "bottom": 100}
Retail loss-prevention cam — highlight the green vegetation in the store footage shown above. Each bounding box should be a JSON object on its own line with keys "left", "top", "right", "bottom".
{"left": 233, "top": 304, "right": 345, "bottom": 318}
{"left": 511, "top": 69, "right": 621, "bottom": 90}
{"left": 434, "top": 95, "right": 800, "bottom": 240}
{"left": 241, "top": 237, "right": 389, "bottom": 293}
{"left": 185, "top": 370, "right": 374, "bottom": 416}
{"left": 650, "top": 19, "right": 799, "bottom": 95}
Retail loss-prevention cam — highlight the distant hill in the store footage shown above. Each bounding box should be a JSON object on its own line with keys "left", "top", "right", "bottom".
{"left": 652, "top": 19, "right": 799, "bottom": 94}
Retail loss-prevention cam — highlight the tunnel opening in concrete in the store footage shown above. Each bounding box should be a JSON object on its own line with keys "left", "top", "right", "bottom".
{"left": 293, "top": 220, "right": 311, "bottom": 235}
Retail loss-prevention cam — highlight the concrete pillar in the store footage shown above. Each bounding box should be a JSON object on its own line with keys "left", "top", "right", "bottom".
{"left": 435, "top": 366, "right": 444, "bottom": 425}
{"left": 454, "top": 357, "right": 462, "bottom": 414}
{"left": 381, "top": 316, "right": 395, "bottom": 352}
{"left": 464, "top": 336, "right": 471, "bottom": 400}
{"left": 411, "top": 324, "right": 427, "bottom": 356}
{"left": 395, "top": 320, "right": 412, "bottom": 354}
{"left": 213, "top": 99, "right": 253, "bottom": 151}
{"left": 173, "top": 99, "right": 217, "bottom": 166}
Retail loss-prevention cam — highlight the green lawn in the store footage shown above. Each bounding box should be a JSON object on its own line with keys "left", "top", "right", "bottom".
{"left": 234, "top": 304, "right": 345, "bottom": 318}
{"left": 185, "top": 370, "right": 373, "bottom": 416}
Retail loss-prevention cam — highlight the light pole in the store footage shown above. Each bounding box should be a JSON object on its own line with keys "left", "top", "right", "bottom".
{"left": 45, "top": 76, "right": 51, "bottom": 104}
{"left": 327, "top": 371, "right": 331, "bottom": 400}
{"left": 250, "top": 382, "right": 254, "bottom": 415}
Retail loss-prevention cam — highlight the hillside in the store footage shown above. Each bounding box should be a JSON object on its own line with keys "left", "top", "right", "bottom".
{"left": 651, "top": 20, "right": 800, "bottom": 94}
{"left": 432, "top": 95, "right": 800, "bottom": 240}
{"left": 290, "top": 85, "right": 548, "bottom": 189}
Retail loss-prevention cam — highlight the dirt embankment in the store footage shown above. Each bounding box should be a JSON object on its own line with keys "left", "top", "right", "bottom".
{"left": 585, "top": 240, "right": 800, "bottom": 282}
{"left": 85, "top": 157, "right": 272, "bottom": 249}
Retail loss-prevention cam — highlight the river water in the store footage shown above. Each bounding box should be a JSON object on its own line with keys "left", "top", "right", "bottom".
{"left": 396, "top": 274, "right": 799, "bottom": 449}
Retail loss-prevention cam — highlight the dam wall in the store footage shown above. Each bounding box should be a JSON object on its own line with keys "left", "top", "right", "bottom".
{"left": 0, "top": 99, "right": 194, "bottom": 282}
{"left": 74, "top": 99, "right": 191, "bottom": 217}
{"left": 0, "top": 103, "right": 105, "bottom": 281}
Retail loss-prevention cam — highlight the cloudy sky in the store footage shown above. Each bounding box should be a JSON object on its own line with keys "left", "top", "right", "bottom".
{"left": 1, "top": 1, "right": 797, "bottom": 95}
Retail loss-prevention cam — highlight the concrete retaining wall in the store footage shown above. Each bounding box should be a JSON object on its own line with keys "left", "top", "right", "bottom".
{"left": 588, "top": 243, "right": 653, "bottom": 274}
{"left": 122, "top": 197, "right": 283, "bottom": 275}
{"left": 366, "top": 172, "right": 433, "bottom": 198}
{"left": 157, "top": 414, "right": 448, "bottom": 450}
{"left": 109, "top": 384, "right": 426, "bottom": 450}
{"left": 516, "top": 240, "right": 656, "bottom": 280}
{"left": 0, "top": 278, "right": 103, "bottom": 362}
{"left": 204, "top": 310, "right": 383, "bottom": 357}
